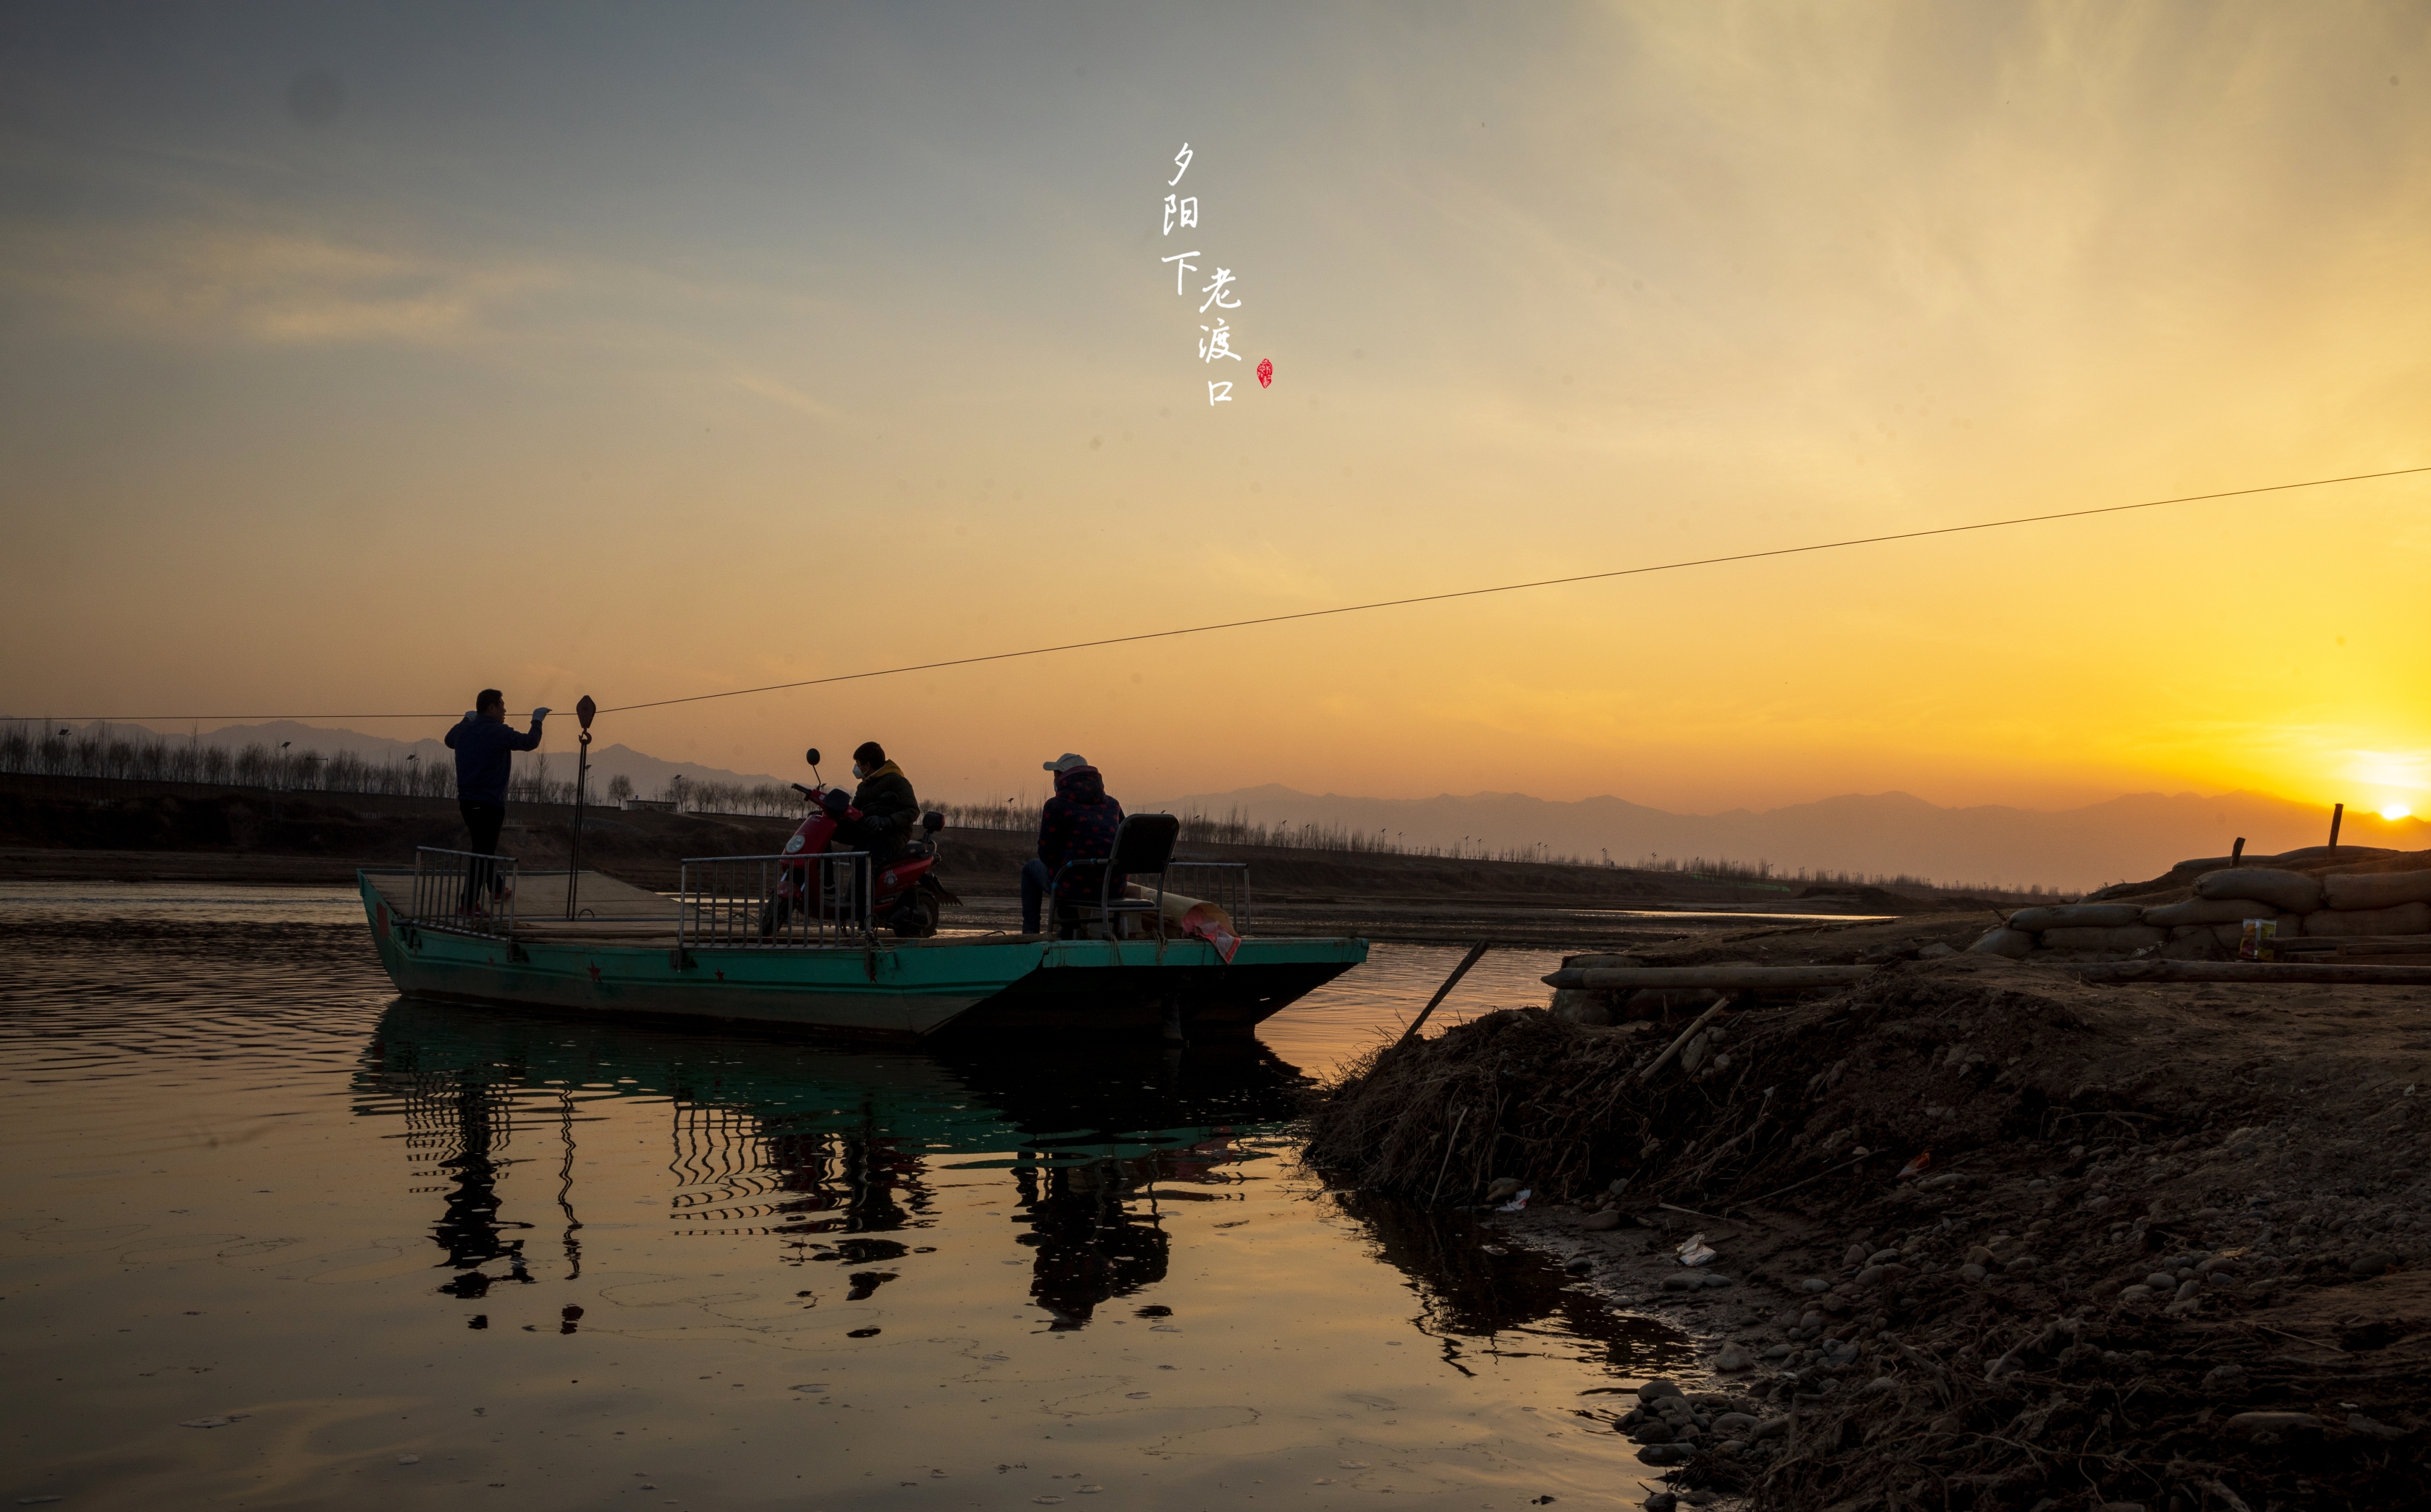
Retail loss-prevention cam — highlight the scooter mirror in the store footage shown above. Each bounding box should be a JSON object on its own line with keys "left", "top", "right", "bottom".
{"left": 805, "top": 748, "right": 821, "bottom": 767}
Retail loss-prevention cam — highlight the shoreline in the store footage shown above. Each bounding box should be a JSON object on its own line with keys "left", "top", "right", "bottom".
{"left": 0, "top": 766, "right": 2012, "bottom": 949}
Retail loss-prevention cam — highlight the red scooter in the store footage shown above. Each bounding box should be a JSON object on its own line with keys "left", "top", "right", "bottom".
{"left": 759, "top": 747, "right": 954, "bottom": 939}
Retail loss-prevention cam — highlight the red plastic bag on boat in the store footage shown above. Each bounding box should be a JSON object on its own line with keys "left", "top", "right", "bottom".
{"left": 1179, "top": 904, "right": 1240, "bottom": 963}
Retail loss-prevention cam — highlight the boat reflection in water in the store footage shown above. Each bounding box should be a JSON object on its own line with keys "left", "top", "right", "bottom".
{"left": 352, "top": 994, "right": 1312, "bottom": 1330}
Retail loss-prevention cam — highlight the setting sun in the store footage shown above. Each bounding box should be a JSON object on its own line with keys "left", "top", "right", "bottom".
{"left": 2385, "top": 807, "right": 2414, "bottom": 822}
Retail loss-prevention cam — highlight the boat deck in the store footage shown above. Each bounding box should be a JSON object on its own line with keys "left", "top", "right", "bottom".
{"left": 365, "top": 867, "right": 1040, "bottom": 950}
{"left": 360, "top": 868, "right": 1366, "bottom": 1038}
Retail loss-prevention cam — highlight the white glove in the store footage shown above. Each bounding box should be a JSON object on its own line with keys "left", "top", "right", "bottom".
{"left": 532, "top": 707, "right": 551, "bottom": 721}
{"left": 463, "top": 710, "right": 478, "bottom": 721}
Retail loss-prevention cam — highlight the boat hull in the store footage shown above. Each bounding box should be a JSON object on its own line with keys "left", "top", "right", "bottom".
{"left": 360, "top": 873, "right": 1364, "bottom": 1040}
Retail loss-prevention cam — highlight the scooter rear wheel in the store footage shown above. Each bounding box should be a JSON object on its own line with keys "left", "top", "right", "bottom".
{"left": 889, "top": 893, "right": 938, "bottom": 939}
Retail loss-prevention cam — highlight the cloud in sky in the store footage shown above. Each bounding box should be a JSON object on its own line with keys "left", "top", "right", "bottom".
{"left": 0, "top": 219, "right": 544, "bottom": 344}
{"left": 731, "top": 372, "right": 848, "bottom": 426}
{"left": 1, "top": 2, "right": 2426, "bottom": 816}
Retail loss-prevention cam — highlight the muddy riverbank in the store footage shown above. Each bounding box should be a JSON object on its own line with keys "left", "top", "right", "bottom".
{"left": 1308, "top": 935, "right": 2431, "bottom": 1511}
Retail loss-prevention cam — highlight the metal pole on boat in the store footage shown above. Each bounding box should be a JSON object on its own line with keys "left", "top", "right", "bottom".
{"left": 568, "top": 695, "right": 595, "bottom": 920}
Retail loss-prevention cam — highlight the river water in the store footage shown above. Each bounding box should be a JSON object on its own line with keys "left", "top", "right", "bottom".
{"left": 0, "top": 883, "right": 1690, "bottom": 1511}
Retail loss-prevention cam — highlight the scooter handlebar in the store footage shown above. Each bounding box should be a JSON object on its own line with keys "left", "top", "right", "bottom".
{"left": 791, "top": 783, "right": 817, "bottom": 799}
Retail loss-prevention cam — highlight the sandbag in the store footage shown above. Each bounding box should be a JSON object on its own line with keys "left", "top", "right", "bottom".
{"left": 2042, "top": 925, "right": 2168, "bottom": 952}
{"left": 2008, "top": 904, "right": 2143, "bottom": 931}
{"left": 2144, "top": 896, "right": 2299, "bottom": 927}
{"left": 2208, "top": 916, "right": 2300, "bottom": 947}
{"left": 2323, "top": 870, "right": 2431, "bottom": 912}
{"left": 2160, "top": 930, "right": 2230, "bottom": 961}
{"left": 2193, "top": 867, "right": 2323, "bottom": 914}
{"left": 2304, "top": 901, "right": 2431, "bottom": 938}
{"left": 2266, "top": 844, "right": 2395, "bottom": 868}
{"left": 1967, "top": 927, "right": 2036, "bottom": 959}
{"left": 1621, "top": 988, "right": 1722, "bottom": 1019}
{"left": 1550, "top": 990, "right": 1617, "bottom": 1026}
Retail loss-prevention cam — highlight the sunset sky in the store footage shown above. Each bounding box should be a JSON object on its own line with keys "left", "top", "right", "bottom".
{"left": 4, "top": 4, "right": 2426, "bottom": 819}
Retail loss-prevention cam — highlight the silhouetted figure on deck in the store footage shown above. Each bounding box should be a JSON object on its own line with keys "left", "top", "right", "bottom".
{"left": 833, "top": 742, "right": 920, "bottom": 863}
{"left": 444, "top": 689, "right": 548, "bottom": 912}
{"left": 1023, "top": 754, "right": 1124, "bottom": 935}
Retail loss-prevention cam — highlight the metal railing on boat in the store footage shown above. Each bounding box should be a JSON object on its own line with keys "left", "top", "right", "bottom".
{"left": 679, "top": 852, "right": 873, "bottom": 950}
{"left": 410, "top": 846, "right": 519, "bottom": 939}
{"left": 1164, "top": 862, "right": 1252, "bottom": 935}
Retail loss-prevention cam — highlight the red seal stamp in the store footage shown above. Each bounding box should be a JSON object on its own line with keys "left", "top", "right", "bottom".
{"left": 1255, "top": 358, "right": 1273, "bottom": 388}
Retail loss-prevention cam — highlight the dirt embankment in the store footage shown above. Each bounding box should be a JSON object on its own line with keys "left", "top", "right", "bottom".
{"left": 1308, "top": 946, "right": 2431, "bottom": 1511}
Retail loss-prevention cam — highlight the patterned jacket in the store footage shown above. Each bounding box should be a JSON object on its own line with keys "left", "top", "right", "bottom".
{"left": 1038, "top": 765, "right": 1125, "bottom": 901}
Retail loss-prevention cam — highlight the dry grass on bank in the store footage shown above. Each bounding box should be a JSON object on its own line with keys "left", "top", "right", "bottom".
{"left": 1307, "top": 958, "right": 2431, "bottom": 1511}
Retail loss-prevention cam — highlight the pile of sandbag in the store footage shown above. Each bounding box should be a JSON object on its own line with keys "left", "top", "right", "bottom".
{"left": 1971, "top": 863, "right": 2431, "bottom": 961}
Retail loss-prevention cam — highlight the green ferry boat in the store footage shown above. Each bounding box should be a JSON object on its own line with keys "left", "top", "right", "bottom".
{"left": 358, "top": 847, "right": 1365, "bottom": 1042}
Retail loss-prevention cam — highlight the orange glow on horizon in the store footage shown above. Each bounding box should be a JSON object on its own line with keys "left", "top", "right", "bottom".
{"left": 1, "top": 8, "right": 2427, "bottom": 819}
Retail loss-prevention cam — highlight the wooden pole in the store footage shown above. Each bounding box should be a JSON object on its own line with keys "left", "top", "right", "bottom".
{"left": 1638, "top": 1000, "right": 1731, "bottom": 1084}
{"left": 1427, "top": 1106, "right": 1469, "bottom": 1206}
{"left": 2270, "top": 935, "right": 2431, "bottom": 956}
{"left": 2230, "top": 836, "right": 2246, "bottom": 867}
{"left": 2079, "top": 960, "right": 2431, "bottom": 985}
{"left": 2329, "top": 803, "right": 2344, "bottom": 853}
{"left": 1393, "top": 940, "right": 1492, "bottom": 1053}
{"left": 1544, "top": 964, "right": 1879, "bottom": 991}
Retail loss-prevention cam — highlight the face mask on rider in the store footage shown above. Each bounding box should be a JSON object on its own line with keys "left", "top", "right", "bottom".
{"left": 852, "top": 762, "right": 869, "bottom": 780}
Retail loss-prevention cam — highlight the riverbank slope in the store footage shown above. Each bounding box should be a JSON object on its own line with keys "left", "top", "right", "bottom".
{"left": 1309, "top": 948, "right": 2431, "bottom": 1510}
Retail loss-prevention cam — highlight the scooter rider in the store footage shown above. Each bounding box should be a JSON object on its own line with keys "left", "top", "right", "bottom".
{"left": 836, "top": 741, "right": 920, "bottom": 861}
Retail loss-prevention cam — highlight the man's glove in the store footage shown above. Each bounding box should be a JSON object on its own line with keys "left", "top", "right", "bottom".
{"left": 861, "top": 814, "right": 892, "bottom": 834}
{"left": 532, "top": 707, "right": 551, "bottom": 722}
{"left": 463, "top": 710, "right": 478, "bottom": 721}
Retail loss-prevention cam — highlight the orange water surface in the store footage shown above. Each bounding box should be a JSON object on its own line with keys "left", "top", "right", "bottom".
{"left": 1, "top": 883, "right": 1690, "bottom": 1511}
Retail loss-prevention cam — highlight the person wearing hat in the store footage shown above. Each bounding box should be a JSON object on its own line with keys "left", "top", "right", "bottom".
{"left": 1023, "top": 752, "right": 1125, "bottom": 935}
{"left": 836, "top": 740, "right": 921, "bottom": 862}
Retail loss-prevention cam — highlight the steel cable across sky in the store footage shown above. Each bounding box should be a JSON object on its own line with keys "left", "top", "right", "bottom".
{"left": 25, "top": 462, "right": 2428, "bottom": 724}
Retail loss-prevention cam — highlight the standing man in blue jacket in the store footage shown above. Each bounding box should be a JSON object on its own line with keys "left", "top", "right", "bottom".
{"left": 444, "top": 689, "right": 548, "bottom": 912}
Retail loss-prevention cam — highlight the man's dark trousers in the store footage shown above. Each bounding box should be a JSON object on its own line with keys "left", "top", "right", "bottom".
{"left": 1021, "top": 857, "right": 1053, "bottom": 934}
{"left": 459, "top": 800, "right": 506, "bottom": 909}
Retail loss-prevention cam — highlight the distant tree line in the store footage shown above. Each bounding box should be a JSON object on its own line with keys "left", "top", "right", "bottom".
{"left": 2, "top": 721, "right": 628, "bottom": 808}
{"left": 1, "top": 721, "right": 459, "bottom": 798}
{"left": 1, "top": 721, "right": 2057, "bottom": 898}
